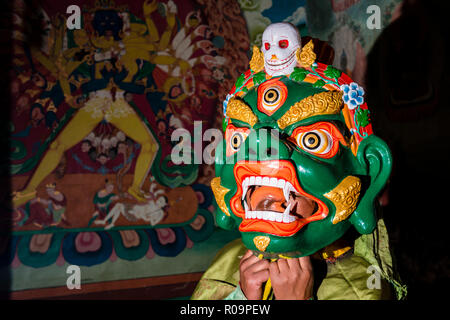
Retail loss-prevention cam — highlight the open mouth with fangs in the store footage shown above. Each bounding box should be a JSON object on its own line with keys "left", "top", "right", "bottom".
{"left": 230, "top": 160, "right": 328, "bottom": 237}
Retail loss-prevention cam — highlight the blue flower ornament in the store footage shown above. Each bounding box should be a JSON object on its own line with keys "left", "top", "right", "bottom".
{"left": 340, "top": 82, "right": 364, "bottom": 110}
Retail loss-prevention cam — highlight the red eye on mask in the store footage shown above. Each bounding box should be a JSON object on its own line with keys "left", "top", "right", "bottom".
{"left": 264, "top": 42, "right": 270, "bottom": 50}
{"left": 279, "top": 39, "right": 289, "bottom": 48}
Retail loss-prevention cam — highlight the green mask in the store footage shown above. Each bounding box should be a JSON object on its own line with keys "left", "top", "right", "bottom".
{"left": 211, "top": 28, "right": 392, "bottom": 259}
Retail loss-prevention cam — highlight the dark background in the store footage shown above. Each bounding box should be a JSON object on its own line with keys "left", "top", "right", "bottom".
{"left": 366, "top": 0, "right": 450, "bottom": 300}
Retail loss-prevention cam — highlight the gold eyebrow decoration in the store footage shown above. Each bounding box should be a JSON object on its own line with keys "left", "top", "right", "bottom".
{"left": 277, "top": 91, "right": 343, "bottom": 129}
{"left": 226, "top": 98, "right": 258, "bottom": 127}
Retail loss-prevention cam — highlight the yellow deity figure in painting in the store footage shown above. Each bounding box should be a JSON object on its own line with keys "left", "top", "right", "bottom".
{"left": 12, "top": 0, "right": 200, "bottom": 207}
{"left": 12, "top": 7, "right": 160, "bottom": 206}
{"left": 12, "top": 80, "right": 159, "bottom": 207}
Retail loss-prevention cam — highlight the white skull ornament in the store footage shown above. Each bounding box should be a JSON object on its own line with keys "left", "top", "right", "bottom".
{"left": 261, "top": 23, "right": 301, "bottom": 76}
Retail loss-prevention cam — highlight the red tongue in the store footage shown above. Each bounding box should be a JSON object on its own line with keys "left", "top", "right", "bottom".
{"left": 248, "top": 186, "right": 286, "bottom": 212}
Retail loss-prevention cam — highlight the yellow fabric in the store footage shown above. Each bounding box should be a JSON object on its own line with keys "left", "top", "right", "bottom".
{"left": 354, "top": 218, "right": 407, "bottom": 300}
{"left": 191, "top": 218, "right": 405, "bottom": 300}
{"left": 191, "top": 238, "right": 245, "bottom": 300}
{"left": 317, "top": 254, "right": 392, "bottom": 300}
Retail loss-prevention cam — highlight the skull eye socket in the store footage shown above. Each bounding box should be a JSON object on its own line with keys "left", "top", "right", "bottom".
{"left": 279, "top": 39, "right": 289, "bottom": 48}
{"left": 264, "top": 42, "right": 270, "bottom": 50}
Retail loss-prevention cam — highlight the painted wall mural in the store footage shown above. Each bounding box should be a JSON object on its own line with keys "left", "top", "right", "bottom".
{"left": 4, "top": 0, "right": 250, "bottom": 294}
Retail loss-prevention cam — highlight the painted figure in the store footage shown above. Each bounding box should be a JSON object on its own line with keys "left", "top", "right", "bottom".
{"left": 92, "top": 179, "right": 120, "bottom": 221}
{"left": 94, "top": 195, "right": 167, "bottom": 230}
{"left": 94, "top": 177, "right": 167, "bottom": 229}
{"left": 12, "top": 0, "right": 220, "bottom": 210}
{"left": 27, "top": 183, "right": 67, "bottom": 227}
{"left": 11, "top": 2, "right": 169, "bottom": 206}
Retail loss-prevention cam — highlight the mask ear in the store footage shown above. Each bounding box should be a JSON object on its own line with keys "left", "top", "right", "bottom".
{"left": 349, "top": 135, "right": 392, "bottom": 234}
{"left": 249, "top": 45, "right": 265, "bottom": 73}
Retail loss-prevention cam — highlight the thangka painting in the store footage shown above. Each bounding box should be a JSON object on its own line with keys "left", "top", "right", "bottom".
{"left": 3, "top": 0, "right": 252, "bottom": 297}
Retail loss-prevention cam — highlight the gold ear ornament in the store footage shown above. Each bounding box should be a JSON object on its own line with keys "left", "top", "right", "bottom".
{"left": 296, "top": 40, "right": 316, "bottom": 68}
{"left": 249, "top": 45, "right": 265, "bottom": 73}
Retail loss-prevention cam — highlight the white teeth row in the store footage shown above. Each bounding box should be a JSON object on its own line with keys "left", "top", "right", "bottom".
{"left": 241, "top": 176, "right": 297, "bottom": 204}
{"left": 244, "top": 203, "right": 296, "bottom": 223}
{"left": 242, "top": 177, "right": 298, "bottom": 224}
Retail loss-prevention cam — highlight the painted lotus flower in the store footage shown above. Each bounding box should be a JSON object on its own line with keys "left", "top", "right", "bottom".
{"left": 340, "top": 82, "right": 364, "bottom": 110}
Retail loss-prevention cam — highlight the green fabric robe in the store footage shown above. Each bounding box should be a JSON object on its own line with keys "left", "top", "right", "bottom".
{"left": 191, "top": 218, "right": 407, "bottom": 300}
